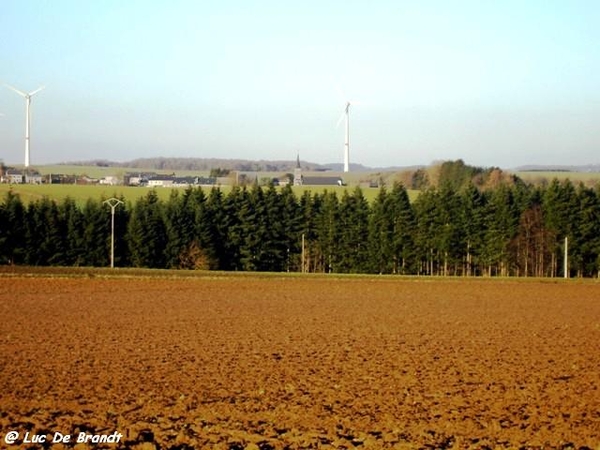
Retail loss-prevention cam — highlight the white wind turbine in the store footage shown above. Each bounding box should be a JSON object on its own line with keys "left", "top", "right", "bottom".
{"left": 4, "top": 84, "right": 45, "bottom": 168}
{"left": 335, "top": 85, "right": 358, "bottom": 173}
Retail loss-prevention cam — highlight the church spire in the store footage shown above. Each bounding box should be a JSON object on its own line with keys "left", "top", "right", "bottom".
{"left": 294, "top": 152, "right": 303, "bottom": 186}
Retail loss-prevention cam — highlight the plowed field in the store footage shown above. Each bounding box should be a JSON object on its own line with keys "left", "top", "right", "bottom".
{"left": 1, "top": 273, "right": 599, "bottom": 449}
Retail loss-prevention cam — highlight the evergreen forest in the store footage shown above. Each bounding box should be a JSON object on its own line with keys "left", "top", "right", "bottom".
{"left": 1, "top": 176, "right": 600, "bottom": 278}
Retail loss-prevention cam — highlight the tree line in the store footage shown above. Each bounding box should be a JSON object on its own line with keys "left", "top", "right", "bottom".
{"left": 1, "top": 178, "right": 599, "bottom": 277}
{"left": 63, "top": 157, "right": 327, "bottom": 172}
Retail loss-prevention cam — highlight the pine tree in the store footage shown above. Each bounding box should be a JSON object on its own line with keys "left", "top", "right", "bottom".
{"left": 368, "top": 186, "right": 392, "bottom": 273}
{"left": 413, "top": 188, "right": 440, "bottom": 275}
{"left": 240, "top": 184, "right": 270, "bottom": 271}
{"left": 204, "top": 187, "right": 227, "bottom": 269}
{"left": 299, "top": 190, "right": 320, "bottom": 272}
{"left": 437, "top": 184, "right": 467, "bottom": 275}
{"left": 186, "top": 187, "right": 218, "bottom": 269}
{"left": 262, "top": 183, "right": 289, "bottom": 271}
{"left": 314, "top": 191, "right": 340, "bottom": 273}
{"left": 0, "top": 191, "right": 26, "bottom": 264}
{"left": 113, "top": 196, "right": 130, "bottom": 267}
{"left": 482, "top": 184, "right": 518, "bottom": 276}
{"left": 82, "top": 198, "right": 109, "bottom": 267}
{"left": 460, "top": 184, "right": 487, "bottom": 276}
{"left": 163, "top": 189, "right": 196, "bottom": 268}
{"left": 572, "top": 183, "right": 600, "bottom": 277}
{"left": 542, "top": 179, "right": 578, "bottom": 276}
{"left": 61, "top": 197, "right": 85, "bottom": 266}
{"left": 279, "top": 185, "right": 302, "bottom": 272}
{"left": 127, "top": 190, "right": 167, "bottom": 268}
{"left": 24, "top": 197, "right": 66, "bottom": 266}
{"left": 336, "top": 187, "right": 370, "bottom": 273}
{"left": 222, "top": 186, "right": 248, "bottom": 271}
{"left": 388, "top": 182, "right": 416, "bottom": 274}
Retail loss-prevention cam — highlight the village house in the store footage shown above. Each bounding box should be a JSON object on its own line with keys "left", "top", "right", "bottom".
{"left": 147, "top": 175, "right": 175, "bottom": 188}
{"left": 1, "top": 168, "right": 43, "bottom": 184}
{"left": 99, "top": 176, "right": 119, "bottom": 186}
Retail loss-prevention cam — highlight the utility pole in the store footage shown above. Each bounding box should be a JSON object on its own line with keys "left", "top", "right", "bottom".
{"left": 301, "top": 233, "right": 305, "bottom": 273}
{"left": 564, "top": 236, "right": 568, "bottom": 279}
{"left": 104, "top": 198, "right": 124, "bottom": 268}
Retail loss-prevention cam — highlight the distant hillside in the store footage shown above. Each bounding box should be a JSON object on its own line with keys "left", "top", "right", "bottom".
{"left": 57, "top": 158, "right": 522, "bottom": 189}
{"left": 60, "top": 157, "right": 432, "bottom": 174}
{"left": 60, "top": 157, "right": 334, "bottom": 172}
{"left": 514, "top": 164, "right": 600, "bottom": 172}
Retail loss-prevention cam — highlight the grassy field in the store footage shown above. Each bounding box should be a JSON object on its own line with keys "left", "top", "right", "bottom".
{"left": 0, "top": 182, "right": 411, "bottom": 206}
{"left": 514, "top": 170, "right": 600, "bottom": 186}
{"left": 10, "top": 162, "right": 596, "bottom": 207}
{"left": 0, "top": 183, "right": 176, "bottom": 206}
{"left": 34, "top": 164, "right": 212, "bottom": 179}
{"left": 0, "top": 164, "right": 414, "bottom": 205}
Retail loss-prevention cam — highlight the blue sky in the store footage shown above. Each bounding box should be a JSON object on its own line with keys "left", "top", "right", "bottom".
{"left": 1, "top": 0, "right": 599, "bottom": 169}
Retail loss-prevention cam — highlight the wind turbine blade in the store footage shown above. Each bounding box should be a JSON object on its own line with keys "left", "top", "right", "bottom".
{"left": 29, "top": 85, "right": 46, "bottom": 96}
{"left": 4, "top": 83, "right": 27, "bottom": 97}
{"left": 335, "top": 111, "right": 346, "bottom": 129}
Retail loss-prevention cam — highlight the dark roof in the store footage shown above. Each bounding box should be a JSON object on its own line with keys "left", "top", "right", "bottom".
{"left": 126, "top": 172, "right": 158, "bottom": 178}
{"left": 173, "top": 176, "right": 216, "bottom": 185}
{"left": 302, "top": 176, "right": 343, "bottom": 186}
{"left": 148, "top": 175, "right": 217, "bottom": 185}
{"left": 6, "top": 168, "right": 41, "bottom": 176}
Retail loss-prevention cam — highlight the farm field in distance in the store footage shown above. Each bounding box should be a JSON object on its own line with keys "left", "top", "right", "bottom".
{"left": 0, "top": 183, "right": 221, "bottom": 206}
{"left": 1, "top": 269, "right": 599, "bottom": 449}
{"left": 515, "top": 171, "right": 600, "bottom": 186}
{"left": 0, "top": 182, "right": 397, "bottom": 206}
{"left": 4, "top": 163, "right": 598, "bottom": 206}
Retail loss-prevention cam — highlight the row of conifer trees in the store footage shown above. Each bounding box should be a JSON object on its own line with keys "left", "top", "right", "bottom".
{"left": 1, "top": 178, "right": 599, "bottom": 277}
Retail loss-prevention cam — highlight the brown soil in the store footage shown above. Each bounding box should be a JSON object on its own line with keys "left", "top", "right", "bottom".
{"left": 0, "top": 275, "right": 599, "bottom": 449}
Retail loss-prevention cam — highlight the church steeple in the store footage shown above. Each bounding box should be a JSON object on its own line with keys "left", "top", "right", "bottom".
{"left": 294, "top": 153, "right": 303, "bottom": 186}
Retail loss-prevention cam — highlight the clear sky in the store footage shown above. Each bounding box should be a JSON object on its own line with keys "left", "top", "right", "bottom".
{"left": 1, "top": 0, "right": 599, "bottom": 169}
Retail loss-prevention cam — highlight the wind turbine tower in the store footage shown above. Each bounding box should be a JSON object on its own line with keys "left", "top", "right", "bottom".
{"left": 335, "top": 83, "right": 357, "bottom": 173}
{"left": 336, "top": 101, "right": 353, "bottom": 173}
{"left": 5, "top": 84, "right": 45, "bottom": 168}
{"left": 342, "top": 101, "right": 351, "bottom": 173}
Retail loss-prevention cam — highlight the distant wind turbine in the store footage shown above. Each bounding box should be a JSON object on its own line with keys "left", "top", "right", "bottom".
{"left": 4, "top": 84, "right": 45, "bottom": 168}
{"left": 335, "top": 85, "right": 358, "bottom": 173}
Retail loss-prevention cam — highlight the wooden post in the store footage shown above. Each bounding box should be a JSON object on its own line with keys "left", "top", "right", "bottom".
{"left": 564, "top": 236, "right": 568, "bottom": 279}
{"left": 301, "top": 233, "right": 305, "bottom": 273}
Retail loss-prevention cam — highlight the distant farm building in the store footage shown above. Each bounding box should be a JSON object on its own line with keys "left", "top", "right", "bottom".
{"left": 148, "top": 175, "right": 175, "bottom": 188}
{"left": 2, "top": 168, "right": 25, "bottom": 184}
{"left": 271, "top": 177, "right": 291, "bottom": 187}
{"left": 125, "top": 172, "right": 158, "bottom": 186}
{"left": 47, "top": 174, "right": 77, "bottom": 184}
{"left": 76, "top": 175, "right": 98, "bottom": 185}
{"left": 300, "top": 176, "right": 344, "bottom": 186}
{"left": 1, "top": 168, "right": 42, "bottom": 184}
{"left": 99, "top": 176, "right": 119, "bottom": 186}
{"left": 146, "top": 175, "right": 217, "bottom": 188}
{"left": 125, "top": 172, "right": 217, "bottom": 187}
